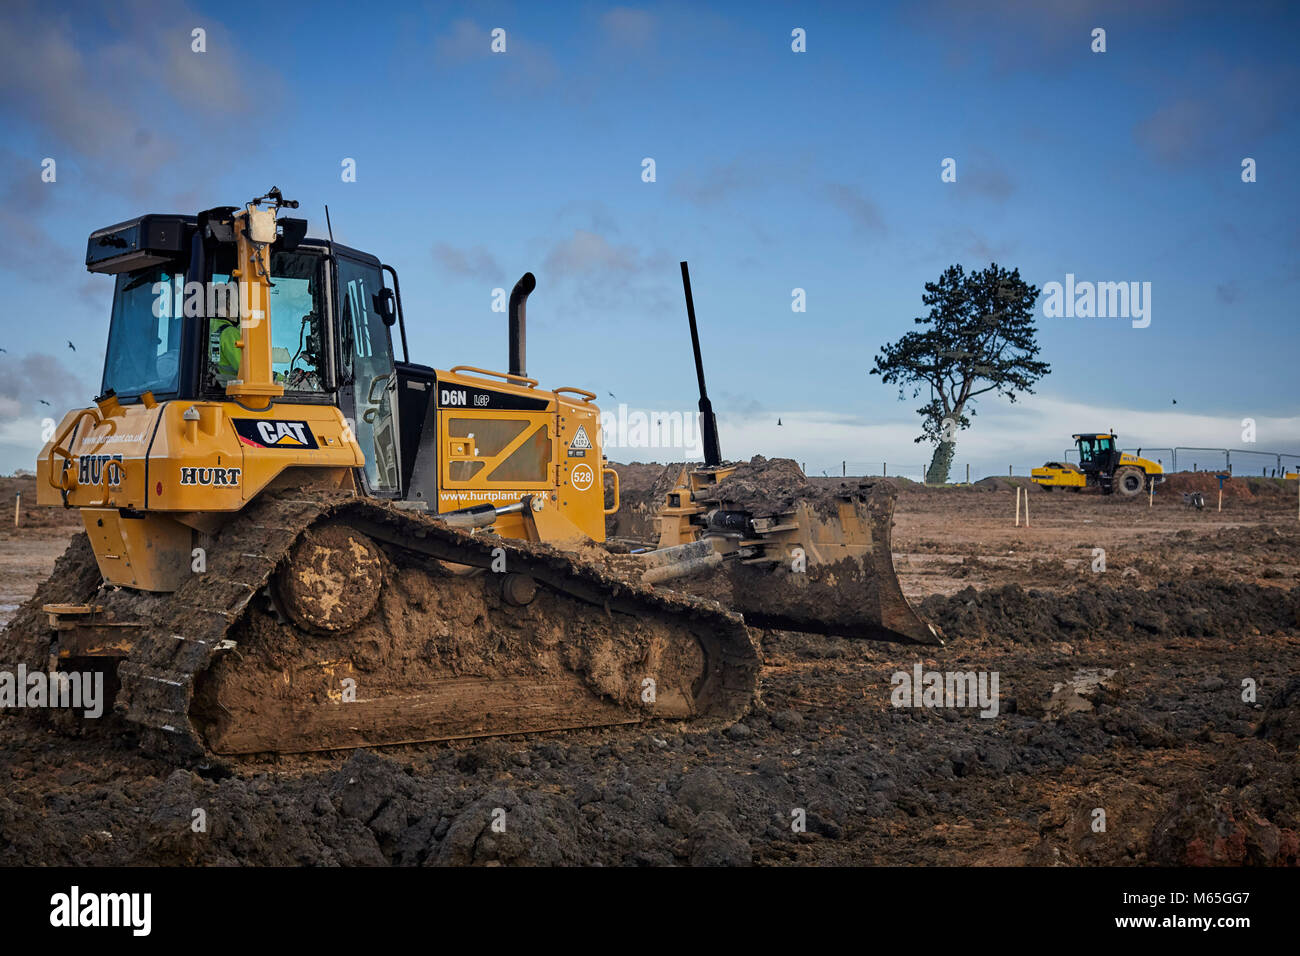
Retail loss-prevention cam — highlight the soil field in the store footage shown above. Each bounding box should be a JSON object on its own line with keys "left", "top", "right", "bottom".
{"left": 1, "top": 470, "right": 1297, "bottom": 866}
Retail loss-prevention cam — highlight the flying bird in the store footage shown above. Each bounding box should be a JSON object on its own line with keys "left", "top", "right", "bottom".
{"left": 38, "top": 400, "right": 50, "bottom": 406}
{"left": 0, "top": 347, "right": 6, "bottom": 353}
{"left": 1171, "top": 399, "right": 1177, "bottom": 405}
{"left": 67, "top": 341, "right": 76, "bottom": 352}
{"left": 607, "top": 391, "right": 616, "bottom": 399}
{"left": 777, "top": 418, "right": 783, "bottom": 426}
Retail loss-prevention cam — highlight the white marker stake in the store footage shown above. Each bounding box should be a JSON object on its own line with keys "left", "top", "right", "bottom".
{"left": 1149, "top": 479, "right": 1154, "bottom": 508}
{"left": 1015, "top": 486, "right": 1021, "bottom": 527}
{"left": 13, "top": 493, "right": 19, "bottom": 528}
{"left": 1219, "top": 486, "right": 1223, "bottom": 513}
{"left": 1024, "top": 489, "right": 1030, "bottom": 527}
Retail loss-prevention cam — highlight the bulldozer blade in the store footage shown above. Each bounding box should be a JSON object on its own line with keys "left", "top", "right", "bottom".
{"left": 710, "top": 487, "right": 941, "bottom": 645}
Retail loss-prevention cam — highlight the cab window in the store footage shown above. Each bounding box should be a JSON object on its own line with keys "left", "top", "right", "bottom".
{"left": 205, "top": 251, "right": 328, "bottom": 394}
{"left": 102, "top": 265, "right": 184, "bottom": 398}
{"left": 337, "top": 255, "right": 400, "bottom": 493}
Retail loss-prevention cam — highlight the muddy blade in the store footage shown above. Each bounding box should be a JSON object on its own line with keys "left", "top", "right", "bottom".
{"left": 725, "top": 490, "right": 941, "bottom": 646}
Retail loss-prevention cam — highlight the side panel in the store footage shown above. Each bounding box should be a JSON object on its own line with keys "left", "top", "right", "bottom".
{"left": 37, "top": 403, "right": 161, "bottom": 509}
{"left": 149, "top": 402, "right": 363, "bottom": 510}
{"left": 39, "top": 401, "right": 364, "bottom": 513}
{"left": 555, "top": 396, "right": 606, "bottom": 542}
{"left": 431, "top": 371, "right": 555, "bottom": 514}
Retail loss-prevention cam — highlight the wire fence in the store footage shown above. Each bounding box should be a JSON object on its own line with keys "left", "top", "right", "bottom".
{"left": 806, "top": 448, "right": 1300, "bottom": 483}
{"left": 809, "top": 460, "right": 1047, "bottom": 483}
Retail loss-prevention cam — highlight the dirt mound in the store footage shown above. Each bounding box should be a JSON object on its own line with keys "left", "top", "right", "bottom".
{"left": 705, "top": 456, "right": 880, "bottom": 518}
{"left": 606, "top": 457, "right": 895, "bottom": 536}
{"left": 970, "top": 476, "right": 1039, "bottom": 493}
{"left": 1163, "top": 471, "right": 1292, "bottom": 500}
{"left": 920, "top": 580, "right": 1299, "bottom": 646}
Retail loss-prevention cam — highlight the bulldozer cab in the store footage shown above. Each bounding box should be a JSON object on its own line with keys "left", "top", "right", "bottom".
{"left": 92, "top": 214, "right": 404, "bottom": 498}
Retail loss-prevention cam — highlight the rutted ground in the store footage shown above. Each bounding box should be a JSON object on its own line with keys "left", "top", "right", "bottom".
{"left": 0, "top": 473, "right": 1297, "bottom": 866}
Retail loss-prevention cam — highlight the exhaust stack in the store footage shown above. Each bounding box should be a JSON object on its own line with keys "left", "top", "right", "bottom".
{"left": 508, "top": 272, "right": 536, "bottom": 377}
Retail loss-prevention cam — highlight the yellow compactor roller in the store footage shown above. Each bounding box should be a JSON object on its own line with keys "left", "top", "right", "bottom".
{"left": 1032, "top": 433, "right": 1164, "bottom": 496}
{"left": 2, "top": 189, "right": 935, "bottom": 760}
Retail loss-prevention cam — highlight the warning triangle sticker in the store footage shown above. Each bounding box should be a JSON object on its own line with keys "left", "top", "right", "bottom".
{"left": 570, "top": 425, "right": 592, "bottom": 449}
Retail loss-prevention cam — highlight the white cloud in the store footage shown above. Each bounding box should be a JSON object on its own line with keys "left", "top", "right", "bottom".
{"left": 711, "top": 392, "right": 1300, "bottom": 478}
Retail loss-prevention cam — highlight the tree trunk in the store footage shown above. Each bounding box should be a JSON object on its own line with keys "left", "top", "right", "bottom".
{"left": 926, "top": 440, "right": 956, "bottom": 484}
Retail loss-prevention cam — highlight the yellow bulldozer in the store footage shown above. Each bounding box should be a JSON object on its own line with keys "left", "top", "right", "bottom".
{"left": 1031, "top": 433, "right": 1164, "bottom": 496}
{"left": 4, "top": 189, "right": 935, "bottom": 760}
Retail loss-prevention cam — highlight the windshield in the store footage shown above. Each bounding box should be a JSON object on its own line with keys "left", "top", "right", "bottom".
{"left": 101, "top": 265, "right": 184, "bottom": 399}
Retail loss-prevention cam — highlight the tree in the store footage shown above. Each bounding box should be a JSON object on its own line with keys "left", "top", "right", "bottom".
{"left": 870, "top": 263, "right": 1049, "bottom": 484}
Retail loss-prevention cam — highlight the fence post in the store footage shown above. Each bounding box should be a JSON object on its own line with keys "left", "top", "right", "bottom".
{"left": 966, "top": 463, "right": 970, "bottom": 485}
{"left": 842, "top": 460, "right": 846, "bottom": 477}
{"left": 883, "top": 461, "right": 887, "bottom": 478}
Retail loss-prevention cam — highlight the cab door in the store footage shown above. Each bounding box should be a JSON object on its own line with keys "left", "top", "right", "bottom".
{"left": 336, "top": 253, "right": 400, "bottom": 494}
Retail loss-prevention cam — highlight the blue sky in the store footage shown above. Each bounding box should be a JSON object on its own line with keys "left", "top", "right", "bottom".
{"left": 1, "top": 0, "right": 1297, "bottom": 477}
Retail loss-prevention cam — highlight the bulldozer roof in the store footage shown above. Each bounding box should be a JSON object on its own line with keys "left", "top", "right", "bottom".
{"left": 86, "top": 211, "right": 376, "bottom": 275}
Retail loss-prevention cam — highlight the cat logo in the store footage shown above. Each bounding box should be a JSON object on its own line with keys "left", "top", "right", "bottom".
{"left": 567, "top": 424, "right": 593, "bottom": 458}
{"left": 231, "top": 418, "right": 319, "bottom": 450}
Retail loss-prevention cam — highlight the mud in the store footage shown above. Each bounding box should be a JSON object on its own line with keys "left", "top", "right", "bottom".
{"left": 606, "top": 457, "right": 884, "bottom": 540}
{"left": 2, "top": 490, "right": 759, "bottom": 759}
{"left": 1, "top": 483, "right": 1297, "bottom": 866}
{"left": 702, "top": 456, "right": 871, "bottom": 519}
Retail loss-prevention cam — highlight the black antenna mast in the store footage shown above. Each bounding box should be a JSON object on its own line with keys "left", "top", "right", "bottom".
{"left": 680, "top": 261, "right": 722, "bottom": 467}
